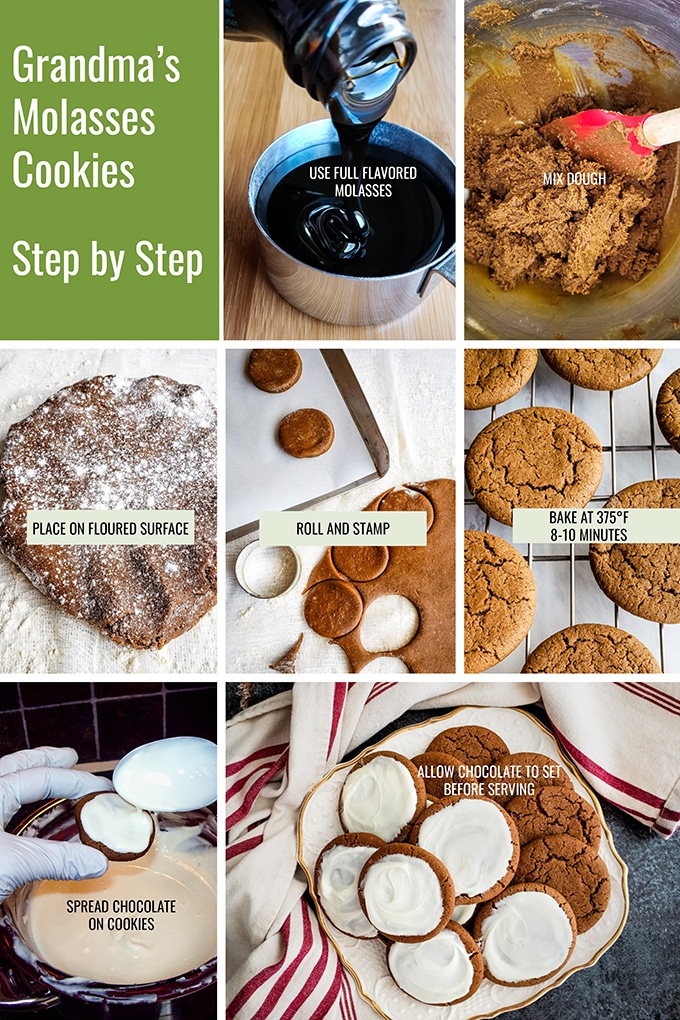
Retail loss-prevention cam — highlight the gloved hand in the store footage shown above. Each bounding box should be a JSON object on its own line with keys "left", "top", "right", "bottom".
{"left": 0, "top": 746, "right": 113, "bottom": 902}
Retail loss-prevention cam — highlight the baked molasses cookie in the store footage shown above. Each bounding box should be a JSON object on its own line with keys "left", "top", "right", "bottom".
{"left": 314, "top": 832, "right": 385, "bottom": 938}
{"left": 247, "top": 349, "right": 302, "bottom": 392}
{"left": 411, "top": 795, "right": 519, "bottom": 903}
{"left": 74, "top": 792, "right": 154, "bottom": 862}
{"left": 465, "top": 530, "right": 536, "bottom": 673}
{"left": 514, "top": 834, "right": 611, "bottom": 933}
{"left": 521, "top": 623, "right": 661, "bottom": 673}
{"left": 340, "top": 751, "right": 426, "bottom": 843}
{"left": 543, "top": 349, "right": 662, "bottom": 391}
{"left": 387, "top": 920, "right": 484, "bottom": 1004}
{"left": 278, "top": 408, "right": 334, "bottom": 458}
{"left": 0, "top": 375, "right": 217, "bottom": 649}
{"left": 657, "top": 367, "right": 680, "bottom": 452}
{"left": 427, "top": 724, "right": 510, "bottom": 766}
{"left": 411, "top": 751, "right": 462, "bottom": 800}
{"left": 465, "top": 407, "right": 603, "bottom": 526}
{"left": 589, "top": 479, "right": 680, "bottom": 624}
{"left": 358, "top": 842, "right": 454, "bottom": 943}
{"left": 505, "top": 785, "right": 601, "bottom": 850}
{"left": 490, "top": 752, "right": 573, "bottom": 805}
{"left": 472, "top": 883, "right": 577, "bottom": 986}
{"left": 464, "top": 349, "right": 538, "bottom": 409}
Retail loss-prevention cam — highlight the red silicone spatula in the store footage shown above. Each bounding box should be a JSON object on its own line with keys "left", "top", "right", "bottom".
{"left": 541, "top": 108, "right": 680, "bottom": 175}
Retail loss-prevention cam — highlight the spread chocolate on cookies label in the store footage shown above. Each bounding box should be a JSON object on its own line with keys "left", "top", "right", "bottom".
{"left": 27, "top": 510, "right": 195, "bottom": 545}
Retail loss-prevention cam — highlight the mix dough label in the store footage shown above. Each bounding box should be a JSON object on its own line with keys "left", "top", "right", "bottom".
{"left": 260, "top": 511, "right": 427, "bottom": 547}
{"left": 27, "top": 509, "right": 195, "bottom": 545}
{"left": 513, "top": 508, "right": 680, "bottom": 544}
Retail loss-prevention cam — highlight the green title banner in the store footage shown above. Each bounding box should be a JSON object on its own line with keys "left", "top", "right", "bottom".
{"left": 513, "top": 508, "right": 680, "bottom": 544}
{"left": 259, "top": 511, "right": 428, "bottom": 547}
{"left": 27, "top": 509, "right": 195, "bottom": 545}
{"left": 3, "top": 0, "right": 219, "bottom": 339}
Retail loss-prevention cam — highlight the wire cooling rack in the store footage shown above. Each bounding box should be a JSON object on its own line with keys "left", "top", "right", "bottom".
{"left": 464, "top": 349, "right": 680, "bottom": 674}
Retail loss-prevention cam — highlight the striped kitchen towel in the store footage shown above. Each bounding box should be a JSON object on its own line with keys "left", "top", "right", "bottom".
{"left": 227, "top": 681, "right": 680, "bottom": 1019}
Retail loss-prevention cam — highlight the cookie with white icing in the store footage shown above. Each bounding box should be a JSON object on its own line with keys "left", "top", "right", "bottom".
{"left": 387, "top": 920, "right": 484, "bottom": 1004}
{"left": 472, "top": 882, "right": 578, "bottom": 986}
{"left": 74, "top": 791, "right": 154, "bottom": 862}
{"left": 339, "top": 751, "right": 426, "bottom": 842}
{"left": 314, "top": 833, "right": 385, "bottom": 938}
{"left": 358, "top": 842, "right": 455, "bottom": 943}
{"left": 410, "top": 795, "right": 519, "bottom": 903}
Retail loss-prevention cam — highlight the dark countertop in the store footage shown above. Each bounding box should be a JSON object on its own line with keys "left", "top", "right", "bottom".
{"left": 227, "top": 684, "right": 680, "bottom": 1020}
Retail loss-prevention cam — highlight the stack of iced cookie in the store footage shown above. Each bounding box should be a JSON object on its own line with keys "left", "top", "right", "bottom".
{"left": 313, "top": 724, "right": 612, "bottom": 1007}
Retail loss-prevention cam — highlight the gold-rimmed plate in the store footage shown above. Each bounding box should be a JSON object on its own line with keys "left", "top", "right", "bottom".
{"left": 297, "top": 706, "right": 628, "bottom": 1020}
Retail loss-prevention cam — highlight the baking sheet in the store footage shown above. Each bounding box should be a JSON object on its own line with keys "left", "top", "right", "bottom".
{"left": 298, "top": 706, "right": 627, "bottom": 1020}
{"left": 226, "top": 349, "right": 386, "bottom": 538}
{"left": 465, "top": 347, "right": 680, "bottom": 674}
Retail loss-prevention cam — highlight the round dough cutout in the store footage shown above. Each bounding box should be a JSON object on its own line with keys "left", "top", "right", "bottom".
{"left": 279, "top": 408, "right": 334, "bottom": 458}
{"left": 247, "top": 349, "right": 302, "bottom": 392}
{"left": 379, "top": 488, "right": 435, "bottom": 530}
{"left": 304, "top": 579, "right": 363, "bottom": 638}
{"left": 332, "top": 545, "right": 389, "bottom": 581}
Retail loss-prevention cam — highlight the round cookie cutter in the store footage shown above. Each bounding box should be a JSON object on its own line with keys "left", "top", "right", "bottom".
{"left": 235, "top": 542, "right": 301, "bottom": 599}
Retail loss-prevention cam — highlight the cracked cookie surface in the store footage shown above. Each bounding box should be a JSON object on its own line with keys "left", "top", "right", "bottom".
{"left": 590, "top": 479, "right": 680, "bottom": 623}
{"left": 505, "top": 785, "right": 601, "bottom": 850}
{"left": 466, "top": 407, "right": 603, "bottom": 526}
{"left": 465, "top": 349, "right": 538, "bottom": 409}
{"left": 426, "top": 724, "right": 509, "bottom": 765}
{"left": 514, "top": 833, "right": 611, "bottom": 934}
{"left": 522, "top": 623, "right": 661, "bottom": 673}
{"left": 464, "top": 530, "right": 536, "bottom": 673}
{"left": 542, "top": 349, "right": 662, "bottom": 390}
{"left": 656, "top": 368, "right": 680, "bottom": 452}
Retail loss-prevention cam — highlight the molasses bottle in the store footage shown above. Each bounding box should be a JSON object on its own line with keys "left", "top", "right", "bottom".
{"left": 224, "top": 0, "right": 417, "bottom": 127}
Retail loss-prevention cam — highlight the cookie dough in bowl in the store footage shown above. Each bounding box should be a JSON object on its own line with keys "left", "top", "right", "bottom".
{"left": 0, "top": 375, "right": 217, "bottom": 649}
{"left": 464, "top": 0, "right": 680, "bottom": 340}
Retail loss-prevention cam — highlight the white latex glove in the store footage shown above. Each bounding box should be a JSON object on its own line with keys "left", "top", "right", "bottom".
{"left": 0, "top": 746, "right": 113, "bottom": 902}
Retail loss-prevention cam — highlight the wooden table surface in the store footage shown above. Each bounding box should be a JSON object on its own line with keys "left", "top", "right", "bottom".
{"left": 223, "top": 0, "right": 456, "bottom": 341}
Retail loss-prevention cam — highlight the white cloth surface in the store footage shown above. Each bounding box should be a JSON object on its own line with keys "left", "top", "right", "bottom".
{"left": 0, "top": 348, "right": 217, "bottom": 674}
{"left": 226, "top": 680, "right": 680, "bottom": 1020}
{"left": 226, "top": 349, "right": 455, "bottom": 673}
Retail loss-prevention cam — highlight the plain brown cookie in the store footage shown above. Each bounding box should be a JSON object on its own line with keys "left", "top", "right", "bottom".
{"left": 303, "top": 480, "right": 454, "bottom": 673}
{"left": 74, "top": 792, "right": 154, "bottom": 862}
{"left": 410, "top": 795, "right": 519, "bottom": 903}
{"left": 465, "top": 530, "right": 536, "bottom": 673}
{"left": 278, "top": 408, "right": 334, "bottom": 458}
{"left": 410, "top": 751, "right": 463, "bottom": 800}
{"left": 472, "top": 882, "right": 578, "bottom": 986}
{"left": 491, "top": 752, "right": 573, "bottom": 805}
{"left": 656, "top": 367, "right": 680, "bottom": 452}
{"left": 247, "top": 349, "right": 302, "bottom": 392}
{"left": 340, "top": 751, "right": 427, "bottom": 842}
{"left": 304, "top": 579, "right": 363, "bottom": 638}
{"left": 313, "top": 832, "right": 386, "bottom": 938}
{"left": 0, "top": 375, "right": 217, "bottom": 650}
{"left": 589, "top": 479, "right": 680, "bottom": 624}
{"left": 465, "top": 406, "right": 603, "bottom": 526}
{"left": 521, "top": 623, "right": 661, "bottom": 673}
{"left": 542, "top": 349, "right": 663, "bottom": 390}
{"left": 505, "top": 785, "right": 601, "bottom": 850}
{"left": 427, "top": 724, "right": 509, "bottom": 765}
{"left": 387, "top": 920, "right": 485, "bottom": 1005}
{"left": 514, "top": 834, "right": 611, "bottom": 934}
{"left": 358, "top": 842, "right": 455, "bottom": 943}
{"left": 464, "top": 349, "right": 539, "bottom": 409}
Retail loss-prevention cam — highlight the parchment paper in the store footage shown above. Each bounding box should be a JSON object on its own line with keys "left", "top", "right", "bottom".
{"left": 226, "top": 350, "right": 379, "bottom": 535}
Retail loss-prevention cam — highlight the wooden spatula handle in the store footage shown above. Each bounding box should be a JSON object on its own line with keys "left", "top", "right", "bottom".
{"left": 642, "top": 108, "right": 680, "bottom": 148}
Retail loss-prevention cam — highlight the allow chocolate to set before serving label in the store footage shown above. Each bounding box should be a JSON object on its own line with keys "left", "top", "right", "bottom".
{"left": 259, "top": 511, "right": 427, "bottom": 547}
{"left": 512, "top": 508, "right": 680, "bottom": 544}
{"left": 27, "top": 509, "right": 194, "bottom": 545}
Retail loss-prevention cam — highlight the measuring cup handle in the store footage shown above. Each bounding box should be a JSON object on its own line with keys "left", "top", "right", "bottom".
{"left": 418, "top": 245, "right": 456, "bottom": 297}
